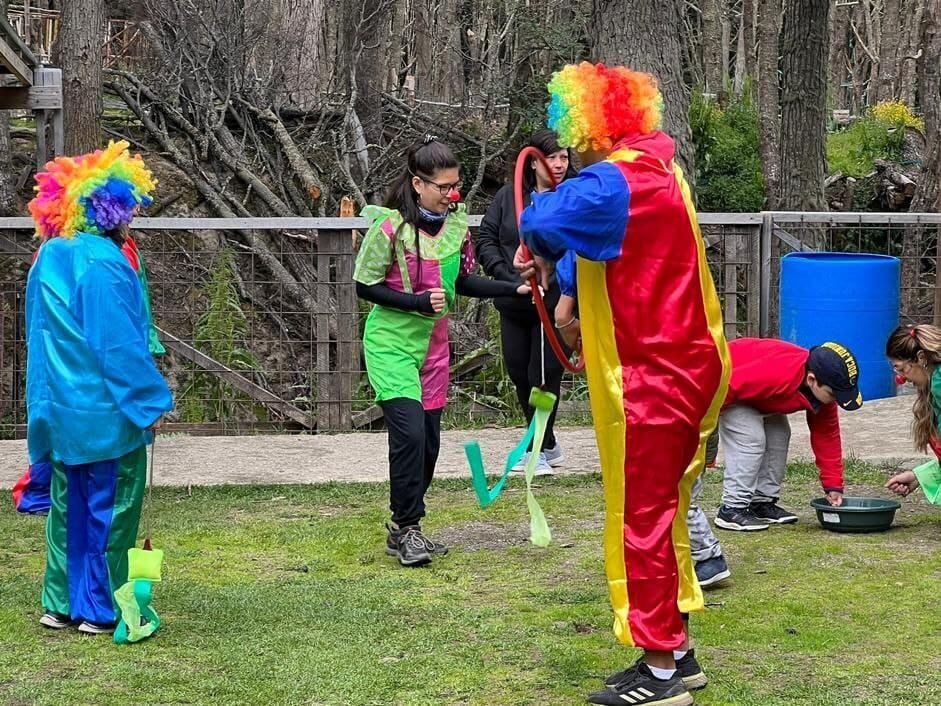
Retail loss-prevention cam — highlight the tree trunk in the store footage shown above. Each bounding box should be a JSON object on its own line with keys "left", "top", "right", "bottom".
{"left": 779, "top": 0, "right": 830, "bottom": 216}
{"left": 757, "top": 0, "right": 782, "bottom": 207}
{"left": 733, "top": 9, "right": 747, "bottom": 96}
{"left": 912, "top": 0, "right": 941, "bottom": 213}
{"left": 828, "top": 5, "right": 852, "bottom": 110}
{"left": 255, "top": 0, "right": 327, "bottom": 111}
{"left": 743, "top": 0, "right": 757, "bottom": 80}
{"left": 589, "top": 0, "right": 695, "bottom": 178}
{"left": 702, "top": 0, "right": 724, "bottom": 98}
{"left": 875, "top": 0, "right": 902, "bottom": 102}
{"left": 413, "top": 0, "right": 466, "bottom": 103}
{"left": 53, "top": 0, "right": 105, "bottom": 153}
{"left": 899, "top": 0, "right": 926, "bottom": 107}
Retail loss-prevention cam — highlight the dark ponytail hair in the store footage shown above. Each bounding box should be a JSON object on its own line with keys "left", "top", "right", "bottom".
{"left": 385, "top": 136, "right": 460, "bottom": 231}
{"left": 520, "top": 129, "right": 577, "bottom": 194}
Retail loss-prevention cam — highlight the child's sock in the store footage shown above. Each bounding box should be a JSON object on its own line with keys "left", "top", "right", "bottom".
{"left": 673, "top": 649, "right": 688, "bottom": 661}
{"left": 647, "top": 664, "right": 677, "bottom": 681}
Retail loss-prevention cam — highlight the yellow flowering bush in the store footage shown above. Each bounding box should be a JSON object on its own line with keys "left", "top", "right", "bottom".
{"left": 871, "top": 100, "right": 925, "bottom": 131}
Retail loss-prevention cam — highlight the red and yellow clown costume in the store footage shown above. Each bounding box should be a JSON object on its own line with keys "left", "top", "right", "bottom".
{"left": 520, "top": 63, "right": 731, "bottom": 650}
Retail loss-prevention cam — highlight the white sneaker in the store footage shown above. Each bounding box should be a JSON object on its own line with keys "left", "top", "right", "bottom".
{"left": 512, "top": 452, "right": 531, "bottom": 472}
{"left": 543, "top": 443, "right": 564, "bottom": 467}
{"left": 533, "top": 453, "right": 554, "bottom": 476}
{"left": 39, "top": 612, "right": 75, "bottom": 630}
{"left": 77, "top": 621, "right": 115, "bottom": 635}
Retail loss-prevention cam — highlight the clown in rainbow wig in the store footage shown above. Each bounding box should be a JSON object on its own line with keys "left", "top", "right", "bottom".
{"left": 26, "top": 141, "right": 173, "bottom": 635}
{"left": 518, "top": 63, "right": 730, "bottom": 706}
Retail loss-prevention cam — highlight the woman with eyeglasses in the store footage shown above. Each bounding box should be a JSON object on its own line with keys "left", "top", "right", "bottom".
{"left": 353, "top": 136, "right": 532, "bottom": 567}
{"left": 885, "top": 325, "right": 941, "bottom": 505}
{"left": 475, "top": 130, "right": 578, "bottom": 475}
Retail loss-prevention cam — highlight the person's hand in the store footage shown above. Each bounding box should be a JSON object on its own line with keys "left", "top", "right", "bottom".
{"left": 557, "top": 317, "right": 581, "bottom": 351}
{"left": 513, "top": 246, "right": 549, "bottom": 289}
{"left": 148, "top": 416, "right": 165, "bottom": 432}
{"left": 886, "top": 470, "right": 919, "bottom": 497}
{"left": 826, "top": 490, "right": 844, "bottom": 507}
{"left": 428, "top": 287, "right": 446, "bottom": 313}
{"left": 516, "top": 283, "right": 533, "bottom": 296}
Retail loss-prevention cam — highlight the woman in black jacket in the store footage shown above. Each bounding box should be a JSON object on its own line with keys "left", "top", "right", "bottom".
{"left": 476, "top": 130, "right": 577, "bottom": 474}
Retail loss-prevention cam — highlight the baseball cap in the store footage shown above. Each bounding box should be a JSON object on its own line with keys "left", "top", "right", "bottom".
{"left": 807, "top": 342, "right": 863, "bottom": 411}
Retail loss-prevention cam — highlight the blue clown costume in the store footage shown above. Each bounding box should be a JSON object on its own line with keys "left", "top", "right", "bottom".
{"left": 26, "top": 141, "right": 173, "bottom": 632}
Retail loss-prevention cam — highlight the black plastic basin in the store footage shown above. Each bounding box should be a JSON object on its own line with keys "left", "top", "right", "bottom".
{"left": 810, "top": 496, "right": 901, "bottom": 533}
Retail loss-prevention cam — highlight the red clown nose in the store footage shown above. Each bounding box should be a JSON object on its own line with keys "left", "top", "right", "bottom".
{"left": 896, "top": 374, "right": 908, "bottom": 385}
{"left": 448, "top": 189, "right": 461, "bottom": 203}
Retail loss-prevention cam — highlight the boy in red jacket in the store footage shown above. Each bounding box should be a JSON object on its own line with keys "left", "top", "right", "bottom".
{"left": 715, "top": 338, "right": 862, "bottom": 531}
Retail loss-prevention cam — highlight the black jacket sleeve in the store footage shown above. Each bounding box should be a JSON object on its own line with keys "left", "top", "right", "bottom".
{"left": 456, "top": 275, "right": 523, "bottom": 299}
{"left": 475, "top": 186, "right": 520, "bottom": 283}
{"left": 355, "top": 281, "right": 434, "bottom": 314}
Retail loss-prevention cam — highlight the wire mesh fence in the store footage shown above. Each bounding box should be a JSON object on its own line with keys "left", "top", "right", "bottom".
{"left": 5, "top": 212, "right": 930, "bottom": 438}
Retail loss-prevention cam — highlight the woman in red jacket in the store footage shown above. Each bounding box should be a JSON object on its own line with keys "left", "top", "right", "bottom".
{"left": 714, "top": 338, "right": 862, "bottom": 532}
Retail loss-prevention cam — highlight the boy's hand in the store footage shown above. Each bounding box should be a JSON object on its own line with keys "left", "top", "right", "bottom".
{"left": 885, "top": 470, "right": 919, "bottom": 496}
{"left": 826, "top": 490, "right": 844, "bottom": 507}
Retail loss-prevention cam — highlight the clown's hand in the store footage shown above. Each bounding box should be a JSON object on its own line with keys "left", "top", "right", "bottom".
{"left": 886, "top": 470, "right": 919, "bottom": 497}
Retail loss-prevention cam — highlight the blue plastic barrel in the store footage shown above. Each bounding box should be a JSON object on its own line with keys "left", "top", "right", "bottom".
{"left": 780, "top": 252, "right": 900, "bottom": 401}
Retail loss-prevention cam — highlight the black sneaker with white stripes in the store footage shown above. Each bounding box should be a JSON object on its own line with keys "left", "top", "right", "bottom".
{"left": 386, "top": 524, "right": 432, "bottom": 567}
{"left": 386, "top": 524, "right": 449, "bottom": 558}
{"left": 714, "top": 505, "right": 769, "bottom": 532}
{"left": 604, "top": 651, "right": 708, "bottom": 692}
{"left": 589, "top": 662, "right": 693, "bottom": 705}
{"left": 749, "top": 501, "right": 798, "bottom": 524}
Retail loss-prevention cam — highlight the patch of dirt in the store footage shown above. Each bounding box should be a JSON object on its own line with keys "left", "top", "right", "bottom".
{"left": 432, "top": 520, "right": 531, "bottom": 551}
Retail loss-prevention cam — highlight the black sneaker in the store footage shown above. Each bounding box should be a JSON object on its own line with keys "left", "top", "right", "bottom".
{"left": 750, "top": 501, "right": 798, "bottom": 524}
{"left": 714, "top": 505, "right": 769, "bottom": 531}
{"left": 695, "top": 556, "right": 731, "bottom": 588}
{"left": 589, "top": 662, "right": 693, "bottom": 705}
{"left": 389, "top": 525, "right": 432, "bottom": 567}
{"left": 676, "top": 649, "right": 708, "bottom": 690}
{"left": 604, "top": 652, "right": 708, "bottom": 692}
{"left": 386, "top": 523, "right": 449, "bottom": 557}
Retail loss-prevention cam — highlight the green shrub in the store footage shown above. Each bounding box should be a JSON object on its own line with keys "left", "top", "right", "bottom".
{"left": 689, "top": 91, "right": 766, "bottom": 212}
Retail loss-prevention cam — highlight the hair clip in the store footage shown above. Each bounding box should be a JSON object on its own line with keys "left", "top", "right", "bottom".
{"left": 910, "top": 327, "right": 919, "bottom": 338}
{"left": 422, "top": 134, "right": 438, "bottom": 145}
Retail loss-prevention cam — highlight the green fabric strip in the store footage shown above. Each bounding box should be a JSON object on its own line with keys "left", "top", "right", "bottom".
{"left": 104, "top": 445, "right": 148, "bottom": 611}
{"left": 914, "top": 459, "right": 941, "bottom": 505}
{"left": 42, "top": 462, "right": 70, "bottom": 616}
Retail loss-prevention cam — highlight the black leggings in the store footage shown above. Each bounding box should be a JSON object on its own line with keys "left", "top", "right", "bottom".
{"left": 380, "top": 398, "right": 443, "bottom": 528}
{"left": 499, "top": 309, "right": 564, "bottom": 451}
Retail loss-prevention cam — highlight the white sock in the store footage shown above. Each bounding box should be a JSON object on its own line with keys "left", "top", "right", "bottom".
{"left": 647, "top": 664, "right": 677, "bottom": 681}
{"left": 673, "top": 649, "right": 688, "bottom": 661}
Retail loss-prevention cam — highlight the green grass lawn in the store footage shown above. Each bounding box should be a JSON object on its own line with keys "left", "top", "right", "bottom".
{"left": 1, "top": 461, "right": 939, "bottom": 705}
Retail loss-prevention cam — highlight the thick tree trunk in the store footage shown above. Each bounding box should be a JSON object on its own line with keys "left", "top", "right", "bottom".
{"left": 899, "top": 0, "right": 926, "bottom": 106}
{"left": 255, "top": 0, "right": 327, "bottom": 111}
{"left": 743, "top": 0, "right": 757, "bottom": 80}
{"left": 590, "top": 0, "right": 695, "bottom": 178}
{"left": 779, "top": 0, "right": 830, "bottom": 216}
{"left": 757, "top": 0, "right": 782, "bottom": 207}
{"left": 53, "top": 0, "right": 105, "bottom": 153}
{"left": 828, "top": 5, "right": 853, "bottom": 110}
{"left": 733, "top": 10, "right": 747, "bottom": 96}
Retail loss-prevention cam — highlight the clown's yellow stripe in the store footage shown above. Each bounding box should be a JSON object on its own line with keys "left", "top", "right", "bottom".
{"left": 576, "top": 257, "right": 634, "bottom": 646}
{"left": 672, "top": 163, "right": 732, "bottom": 615}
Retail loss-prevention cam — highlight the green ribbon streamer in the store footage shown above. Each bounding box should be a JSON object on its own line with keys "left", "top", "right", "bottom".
{"left": 113, "top": 580, "right": 161, "bottom": 644}
{"left": 465, "top": 389, "right": 555, "bottom": 546}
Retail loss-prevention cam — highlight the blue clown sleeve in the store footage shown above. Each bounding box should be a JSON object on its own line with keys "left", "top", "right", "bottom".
{"left": 555, "top": 250, "right": 578, "bottom": 297}
{"left": 519, "top": 161, "right": 629, "bottom": 262}
{"left": 74, "top": 259, "right": 173, "bottom": 430}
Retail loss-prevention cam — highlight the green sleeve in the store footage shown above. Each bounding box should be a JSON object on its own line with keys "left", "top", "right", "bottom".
{"left": 353, "top": 218, "right": 394, "bottom": 286}
{"left": 931, "top": 369, "right": 941, "bottom": 438}
{"left": 914, "top": 459, "right": 941, "bottom": 505}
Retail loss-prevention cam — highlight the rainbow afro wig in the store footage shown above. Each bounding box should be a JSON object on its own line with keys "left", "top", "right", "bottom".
{"left": 29, "top": 140, "right": 156, "bottom": 240}
{"left": 547, "top": 62, "right": 662, "bottom": 153}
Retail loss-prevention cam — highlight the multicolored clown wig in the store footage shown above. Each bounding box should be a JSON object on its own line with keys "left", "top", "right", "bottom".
{"left": 28, "top": 140, "right": 156, "bottom": 240}
{"left": 547, "top": 62, "right": 663, "bottom": 153}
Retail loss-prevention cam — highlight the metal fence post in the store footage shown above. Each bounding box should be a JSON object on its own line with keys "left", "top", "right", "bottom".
{"left": 759, "top": 212, "right": 773, "bottom": 337}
